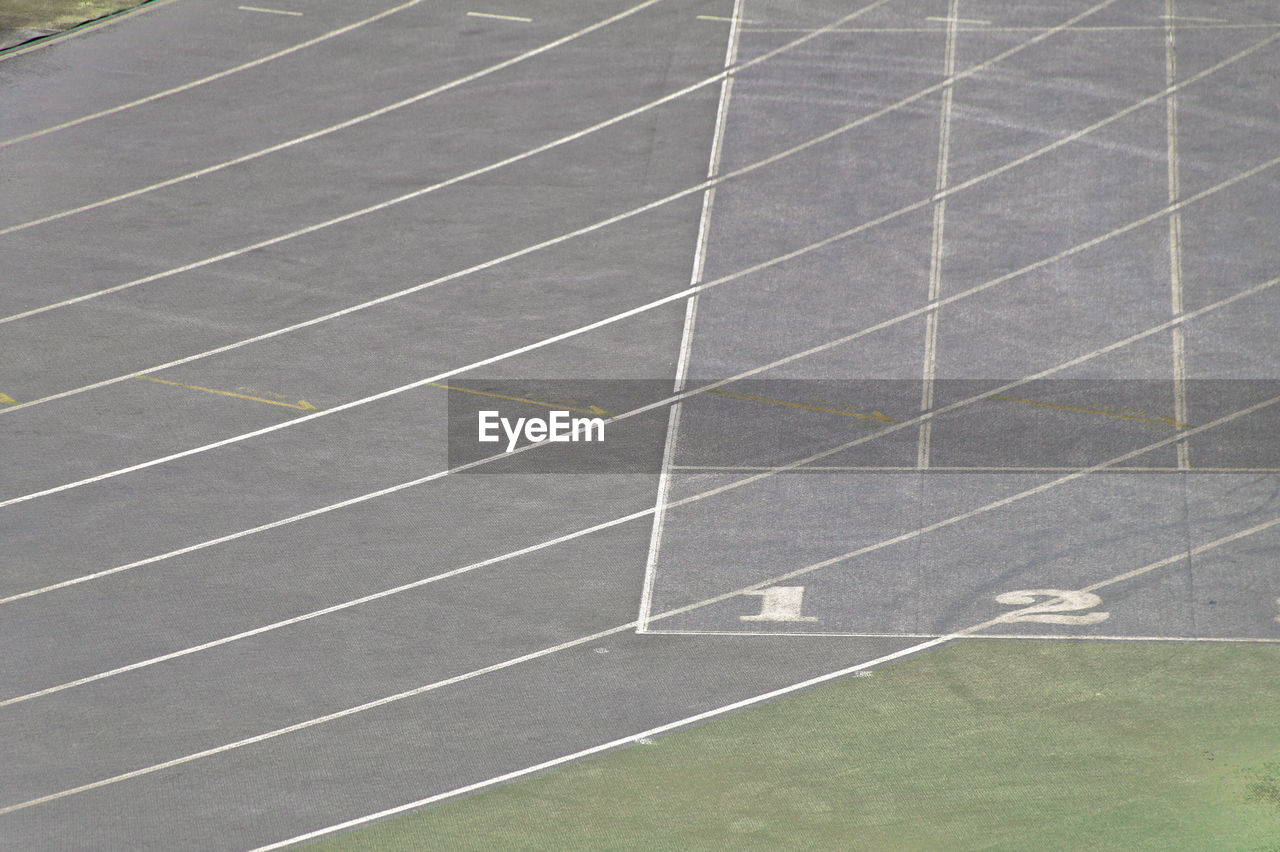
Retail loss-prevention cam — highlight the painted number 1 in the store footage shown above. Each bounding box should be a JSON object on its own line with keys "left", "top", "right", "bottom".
{"left": 995, "top": 589, "right": 1109, "bottom": 625}
{"left": 741, "top": 586, "right": 817, "bottom": 623}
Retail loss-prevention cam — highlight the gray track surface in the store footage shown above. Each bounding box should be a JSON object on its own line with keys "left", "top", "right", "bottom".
{"left": 0, "top": 0, "right": 1277, "bottom": 849}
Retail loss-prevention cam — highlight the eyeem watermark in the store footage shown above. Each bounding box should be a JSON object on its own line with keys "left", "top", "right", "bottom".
{"left": 444, "top": 379, "right": 1280, "bottom": 473}
{"left": 478, "top": 409, "right": 606, "bottom": 453}
{"left": 445, "top": 379, "right": 669, "bottom": 473}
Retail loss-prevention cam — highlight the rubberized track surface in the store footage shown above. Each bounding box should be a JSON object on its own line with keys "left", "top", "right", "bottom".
{"left": 2, "top": 0, "right": 1278, "bottom": 848}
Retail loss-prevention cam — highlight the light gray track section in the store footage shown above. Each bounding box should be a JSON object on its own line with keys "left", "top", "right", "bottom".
{"left": 648, "top": 0, "right": 1280, "bottom": 637}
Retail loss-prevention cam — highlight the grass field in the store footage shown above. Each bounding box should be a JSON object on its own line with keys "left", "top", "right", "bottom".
{"left": 0, "top": 0, "right": 148, "bottom": 47}
{"left": 308, "top": 640, "right": 1280, "bottom": 851}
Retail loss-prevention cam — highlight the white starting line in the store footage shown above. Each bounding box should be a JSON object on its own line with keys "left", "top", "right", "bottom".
{"left": 467, "top": 11, "right": 533, "bottom": 23}
{"left": 237, "top": 6, "right": 303, "bottom": 17}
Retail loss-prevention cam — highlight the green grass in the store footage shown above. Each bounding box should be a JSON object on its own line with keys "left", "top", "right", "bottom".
{"left": 308, "top": 640, "right": 1280, "bottom": 851}
{"left": 0, "top": 0, "right": 149, "bottom": 41}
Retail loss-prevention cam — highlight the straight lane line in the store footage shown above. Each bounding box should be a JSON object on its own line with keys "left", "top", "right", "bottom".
{"left": 639, "top": 0, "right": 744, "bottom": 632}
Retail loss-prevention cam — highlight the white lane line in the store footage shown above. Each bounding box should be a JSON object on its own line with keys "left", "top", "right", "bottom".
{"left": 0, "top": 0, "right": 433, "bottom": 147}
{"left": 6, "top": 271, "right": 1275, "bottom": 702}
{"left": 0, "top": 0, "right": 900, "bottom": 333}
{"left": 9, "top": 0, "right": 1114, "bottom": 396}
{"left": 696, "top": 14, "right": 758, "bottom": 24}
{"left": 1165, "top": 2, "right": 1190, "bottom": 470}
{"left": 975, "top": 634, "right": 1280, "bottom": 643}
{"left": 1160, "top": 14, "right": 1229, "bottom": 24}
{"left": 640, "top": 0, "right": 743, "bottom": 632}
{"left": 17, "top": 502, "right": 1264, "bottom": 837}
{"left": 0, "top": 0, "right": 665, "bottom": 242}
{"left": 2, "top": 140, "right": 1275, "bottom": 516}
{"left": 925, "top": 15, "right": 990, "bottom": 26}
{"left": 744, "top": 24, "right": 1280, "bottom": 33}
{"left": 466, "top": 11, "right": 532, "bottom": 23}
{"left": 647, "top": 631, "right": 1280, "bottom": 643}
{"left": 2, "top": 0, "right": 1269, "bottom": 808}
{"left": 0, "top": 9, "right": 1262, "bottom": 404}
{"left": 647, "top": 630, "right": 943, "bottom": 638}
{"left": 237, "top": 6, "right": 303, "bottom": 16}
{"left": 672, "top": 465, "right": 1280, "bottom": 473}
{"left": 917, "top": 0, "right": 961, "bottom": 470}
{"left": 639, "top": 323, "right": 693, "bottom": 632}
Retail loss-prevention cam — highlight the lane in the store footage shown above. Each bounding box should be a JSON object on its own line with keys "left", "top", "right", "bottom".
{"left": 0, "top": 135, "right": 714, "bottom": 406}
{"left": 0, "top": 202, "right": 700, "bottom": 580}
{"left": 1172, "top": 0, "right": 1280, "bottom": 641}
{"left": 649, "top": 382, "right": 1280, "bottom": 636}
{"left": 245, "top": 507, "right": 1280, "bottom": 850}
{"left": 15, "top": 0, "right": 1208, "bottom": 410}
{"left": 0, "top": 0, "right": 668, "bottom": 239}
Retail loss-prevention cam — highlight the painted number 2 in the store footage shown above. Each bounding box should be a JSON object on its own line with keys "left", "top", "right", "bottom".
{"left": 741, "top": 586, "right": 817, "bottom": 623}
{"left": 994, "top": 589, "right": 1109, "bottom": 626}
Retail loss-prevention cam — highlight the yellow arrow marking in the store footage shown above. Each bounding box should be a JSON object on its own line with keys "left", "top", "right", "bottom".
{"left": 138, "top": 376, "right": 317, "bottom": 411}
{"left": 708, "top": 389, "right": 895, "bottom": 423}
{"left": 0, "top": 393, "right": 16, "bottom": 405}
{"left": 429, "top": 383, "right": 609, "bottom": 416}
{"left": 990, "top": 394, "right": 1187, "bottom": 428}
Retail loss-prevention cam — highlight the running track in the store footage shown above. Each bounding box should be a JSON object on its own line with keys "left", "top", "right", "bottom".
{"left": 2, "top": 0, "right": 1278, "bottom": 848}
